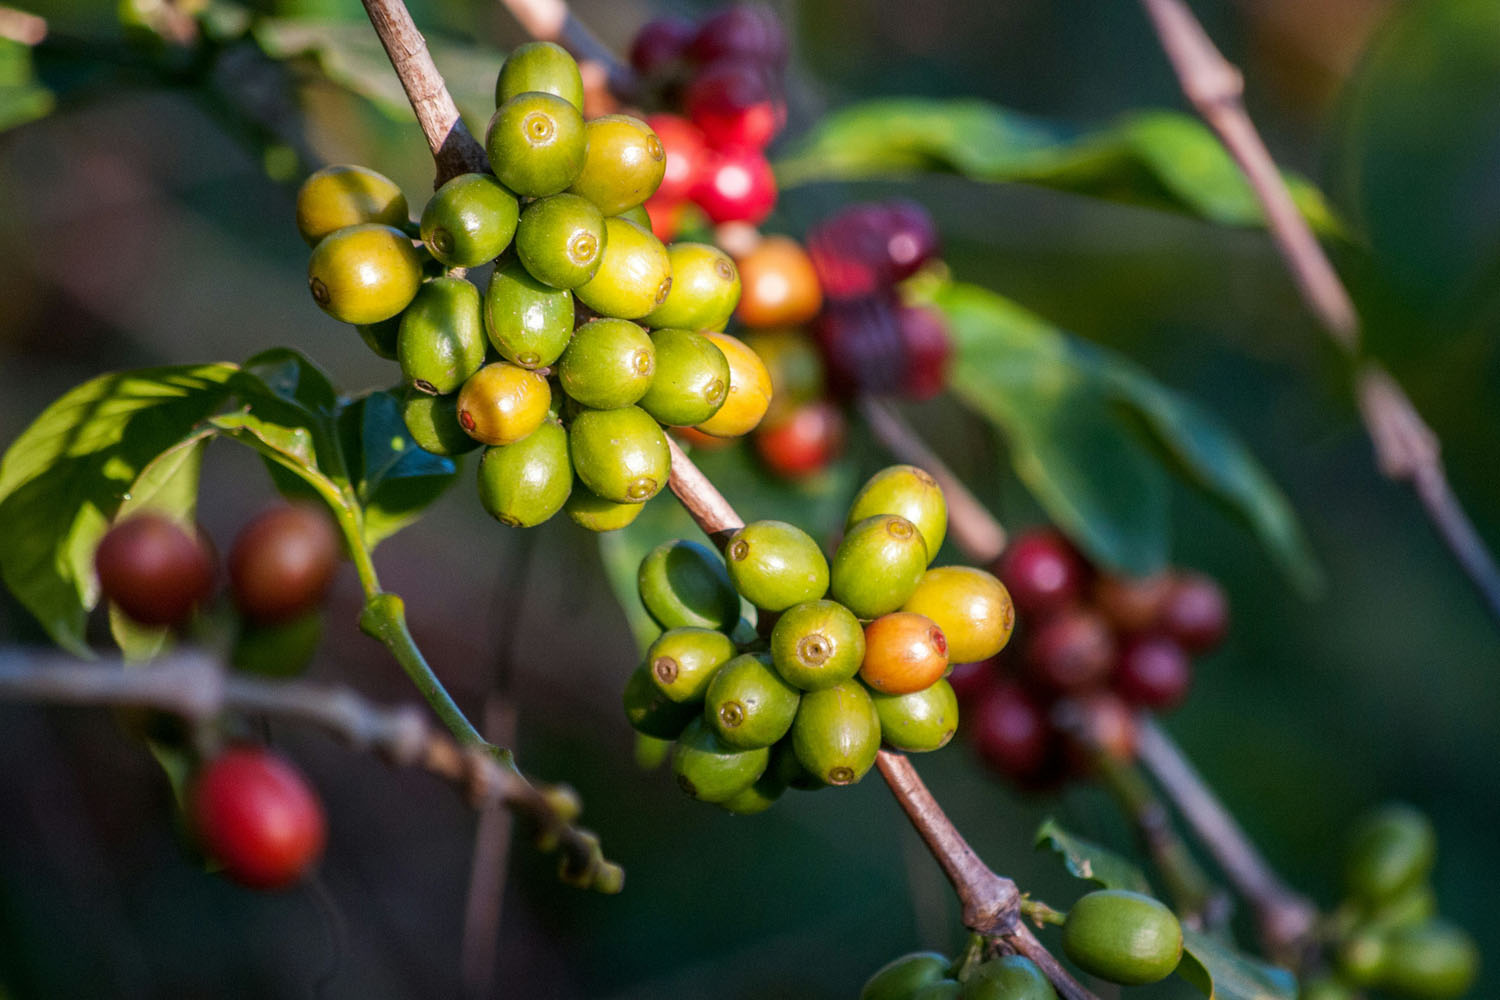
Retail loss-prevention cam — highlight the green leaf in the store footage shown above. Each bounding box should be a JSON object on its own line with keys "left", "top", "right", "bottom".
{"left": 232, "top": 349, "right": 347, "bottom": 485}
{"left": 109, "top": 433, "right": 214, "bottom": 662}
{"left": 338, "top": 389, "right": 457, "bottom": 549}
{"left": 775, "top": 99, "right": 1341, "bottom": 235}
{"left": 1177, "top": 928, "right": 1297, "bottom": 1000}
{"left": 208, "top": 410, "right": 345, "bottom": 513}
{"left": 1034, "top": 817, "right": 1152, "bottom": 893}
{"left": 937, "top": 281, "right": 1318, "bottom": 586}
{"left": 253, "top": 18, "right": 500, "bottom": 129}
{"left": 0, "top": 39, "right": 55, "bottom": 134}
{"left": 0, "top": 365, "right": 237, "bottom": 654}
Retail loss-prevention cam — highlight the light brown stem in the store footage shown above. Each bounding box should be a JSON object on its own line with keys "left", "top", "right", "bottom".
{"left": 0, "top": 5, "right": 46, "bottom": 44}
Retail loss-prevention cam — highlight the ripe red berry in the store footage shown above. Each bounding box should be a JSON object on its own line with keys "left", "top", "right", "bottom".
{"left": 1160, "top": 571, "right": 1228, "bottom": 653}
{"left": 997, "top": 529, "right": 1089, "bottom": 618}
{"left": 1055, "top": 692, "right": 1139, "bottom": 773}
{"left": 685, "top": 59, "right": 786, "bottom": 150}
{"left": 880, "top": 200, "right": 942, "bottom": 282}
{"left": 94, "top": 514, "right": 215, "bottom": 627}
{"left": 895, "top": 303, "right": 952, "bottom": 400}
{"left": 691, "top": 146, "right": 777, "bottom": 224}
{"left": 1112, "top": 633, "right": 1193, "bottom": 711}
{"left": 629, "top": 16, "right": 696, "bottom": 76}
{"left": 190, "top": 747, "right": 326, "bottom": 890}
{"left": 969, "top": 679, "right": 1056, "bottom": 784}
{"left": 645, "top": 113, "right": 709, "bottom": 204}
{"left": 1025, "top": 608, "right": 1116, "bottom": 693}
{"left": 753, "top": 399, "right": 845, "bottom": 478}
{"left": 806, "top": 201, "right": 941, "bottom": 300}
{"left": 1093, "top": 573, "right": 1173, "bottom": 633}
{"left": 688, "top": 3, "right": 788, "bottom": 68}
{"left": 228, "top": 504, "right": 341, "bottom": 625}
{"left": 947, "top": 657, "right": 999, "bottom": 705}
{"left": 812, "top": 294, "right": 905, "bottom": 396}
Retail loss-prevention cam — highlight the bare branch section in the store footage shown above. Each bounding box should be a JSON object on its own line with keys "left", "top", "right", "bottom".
{"left": 360, "top": 0, "right": 488, "bottom": 185}
{"left": 494, "top": 0, "right": 635, "bottom": 100}
{"left": 0, "top": 647, "right": 620, "bottom": 892}
{"left": 0, "top": 5, "right": 47, "bottom": 45}
{"left": 1141, "top": 0, "right": 1500, "bottom": 624}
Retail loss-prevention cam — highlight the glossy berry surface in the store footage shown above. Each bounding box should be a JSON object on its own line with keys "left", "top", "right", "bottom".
{"left": 997, "top": 529, "right": 1088, "bottom": 618}
{"left": 456, "top": 362, "right": 551, "bottom": 447}
{"left": 568, "top": 115, "right": 667, "bottom": 217}
{"left": 691, "top": 146, "right": 777, "bottom": 225}
{"left": 190, "top": 747, "right": 326, "bottom": 890}
{"left": 685, "top": 58, "right": 785, "bottom": 150}
{"left": 846, "top": 465, "right": 948, "bottom": 563}
{"left": 830, "top": 514, "right": 929, "bottom": 619}
{"left": 228, "top": 505, "right": 340, "bottom": 625}
{"left": 859, "top": 611, "right": 948, "bottom": 695}
{"left": 494, "top": 40, "right": 584, "bottom": 112}
{"left": 902, "top": 566, "right": 1014, "bottom": 664}
{"left": 695, "top": 332, "right": 773, "bottom": 438}
{"left": 769, "top": 598, "right": 865, "bottom": 690}
{"left": 95, "top": 514, "right": 214, "bottom": 627}
{"left": 724, "top": 519, "right": 829, "bottom": 612}
{"left": 644, "top": 242, "right": 740, "bottom": 332}
{"left": 568, "top": 405, "right": 671, "bottom": 503}
{"left": 306, "top": 223, "right": 424, "bottom": 326}
{"left": 485, "top": 92, "right": 587, "bottom": 198}
{"left": 638, "top": 327, "right": 731, "bottom": 428}
{"left": 1060, "top": 890, "right": 1183, "bottom": 986}
{"left": 295, "top": 164, "right": 408, "bottom": 247}
{"left": 1112, "top": 634, "right": 1192, "bottom": 710}
{"left": 419, "top": 172, "right": 518, "bottom": 268}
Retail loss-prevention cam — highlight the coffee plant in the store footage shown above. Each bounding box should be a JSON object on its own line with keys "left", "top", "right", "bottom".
{"left": 0, "top": 0, "right": 1494, "bottom": 997}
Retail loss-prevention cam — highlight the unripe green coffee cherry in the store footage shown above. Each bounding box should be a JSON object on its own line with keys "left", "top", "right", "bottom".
{"left": 912, "top": 981, "right": 961, "bottom": 1000}
{"left": 791, "top": 680, "right": 881, "bottom": 786}
{"left": 831, "top": 514, "right": 928, "bottom": 619}
{"left": 672, "top": 716, "right": 769, "bottom": 803}
{"left": 402, "top": 390, "right": 481, "bottom": 456}
{"left": 1344, "top": 804, "right": 1437, "bottom": 906}
{"left": 902, "top": 566, "right": 1014, "bottom": 664}
{"left": 231, "top": 611, "right": 323, "bottom": 678}
{"left": 1361, "top": 881, "right": 1438, "bottom": 931}
{"left": 637, "top": 328, "right": 730, "bottom": 427}
{"left": 871, "top": 679, "right": 958, "bottom": 753}
{"left": 717, "top": 768, "right": 787, "bottom": 815}
{"left": 1375, "top": 919, "right": 1479, "bottom": 999}
{"left": 475, "top": 419, "right": 571, "bottom": 527}
{"left": 615, "top": 204, "right": 651, "bottom": 229}
{"left": 398, "top": 277, "right": 487, "bottom": 395}
{"left": 847, "top": 465, "right": 947, "bottom": 562}
{"left": 769, "top": 599, "right": 865, "bottom": 690}
{"left": 768, "top": 736, "right": 824, "bottom": 790}
{"left": 568, "top": 114, "right": 666, "bottom": 216}
{"left": 357, "top": 316, "right": 401, "bottom": 360}
{"left": 646, "top": 627, "right": 737, "bottom": 703}
{"left": 420, "top": 173, "right": 519, "bottom": 268}
{"left": 483, "top": 255, "right": 575, "bottom": 369}
{"left": 494, "top": 41, "right": 584, "bottom": 112}
{"left": 568, "top": 405, "right": 671, "bottom": 503}
{"left": 643, "top": 242, "right": 741, "bottom": 332}
{"left": 307, "top": 223, "right": 424, "bottom": 325}
{"left": 565, "top": 488, "right": 645, "bottom": 532}
{"left": 859, "top": 951, "right": 951, "bottom": 1000}
{"left": 574, "top": 217, "right": 672, "bottom": 320}
{"left": 960, "top": 956, "right": 1057, "bottom": 1000}
{"left": 705, "top": 652, "right": 801, "bottom": 749}
{"left": 295, "top": 164, "right": 408, "bottom": 246}
{"left": 486, "top": 92, "right": 587, "bottom": 198}
{"left": 637, "top": 539, "right": 740, "bottom": 633}
{"left": 515, "top": 193, "right": 607, "bottom": 289}
{"left": 1060, "top": 890, "right": 1183, "bottom": 986}
{"left": 724, "top": 520, "right": 829, "bottom": 612}
{"left": 622, "top": 663, "right": 699, "bottom": 740}
{"left": 558, "top": 318, "right": 656, "bottom": 409}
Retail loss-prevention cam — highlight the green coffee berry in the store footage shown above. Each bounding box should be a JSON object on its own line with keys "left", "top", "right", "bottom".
{"left": 847, "top": 465, "right": 948, "bottom": 564}
{"left": 646, "top": 627, "right": 737, "bottom": 703}
{"left": 486, "top": 92, "right": 587, "bottom": 198}
{"left": 790, "top": 680, "right": 881, "bottom": 786}
{"left": 475, "top": 418, "right": 571, "bottom": 527}
{"left": 724, "top": 520, "right": 830, "bottom": 612}
{"left": 643, "top": 243, "right": 740, "bottom": 332}
{"left": 574, "top": 217, "right": 672, "bottom": 320}
{"left": 494, "top": 41, "right": 584, "bottom": 112}
{"left": 558, "top": 318, "right": 656, "bottom": 409}
{"left": 637, "top": 539, "right": 741, "bottom": 633}
{"left": 483, "top": 255, "right": 576, "bottom": 369}
{"left": 398, "top": 277, "right": 487, "bottom": 395}
{"left": 637, "top": 327, "right": 730, "bottom": 427}
{"left": 871, "top": 679, "right": 958, "bottom": 753}
{"left": 568, "top": 405, "right": 671, "bottom": 503}
{"left": 1060, "top": 889, "right": 1183, "bottom": 986}
{"left": 672, "top": 716, "right": 769, "bottom": 803}
{"left": 769, "top": 599, "right": 865, "bottom": 690}
{"left": 704, "top": 652, "right": 801, "bottom": 749}
{"left": 402, "top": 389, "right": 481, "bottom": 456}
{"left": 420, "top": 173, "right": 519, "bottom": 268}
{"left": 515, "top": 193, "right": 607, "bottom": 289}
{"left": 622, "top": 663, "right": 699, "bottom": 740}
{"left": 830, "top": 514, "right": 928, "bottom": 619}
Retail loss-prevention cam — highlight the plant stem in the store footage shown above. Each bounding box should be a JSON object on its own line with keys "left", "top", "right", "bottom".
{"left": 359, "top": 592, "right": 484, "bottom": 746}
{"left": 1140, "top": 0, "right": 1500, "bottom": 628}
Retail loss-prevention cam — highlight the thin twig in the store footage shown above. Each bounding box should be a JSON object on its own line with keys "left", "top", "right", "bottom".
{"left": 1136, "top": 718, "right": 1315, "bottom": 962}
{"left": 1141, "top": 0, "right": 1500, "bottom": 625}
{"left": 0, "top": 5, "right": 46, "bottom": 45}
{"left": 359, "top": 0, "right": 488, "bottom": 185}
{"left": 0, "top": 648, "right": 621, "bottom": 893}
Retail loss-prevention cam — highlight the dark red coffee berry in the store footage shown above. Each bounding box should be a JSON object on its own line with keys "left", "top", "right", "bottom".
{"left": 646, "top": 113, "right": 709, "bottom": 204}
{"left": 806, "top": 201, "right": 941, "bottom": 300}
{"left": 686, "top": 58, "right": 786, "bottom": 150}
{"left": 896, "top": 303, "right": 952, "bottom": 400}
{"left": 947, "top": 658, "right": 997, "bottom": 706}
{"left": 95, "top": 514, "right": 215, "bottom": 627}
{"left": 1112, "top": 633, "right": 1192, "bottom": 711}
{"left": 880, "top": 200, "right": 941, "bottom": 282}
{"left": 1055, "top": 692, "right": 1139, "bottom": 774}
{"left": 688, "top": 3, "right": 788, "bottom": 68}
{"left": 1025, "top": 608, "right": 1116, "bottom": 693}
{"left": 1093, "top": 573, "right": 1173, "bottom": 633}
{"left": 1160, "top": 571, "right": 1228, "bottom": 653}
{"left": 691, "top": 145, "right": 777, "bottom": 224}
{"left": 813, "top": 294, "right": 905, "bottom": 397}
{"left": 630, "top": 16, "right": 696, "bottom": 76}
{"left": 753, "top": 399, "right": 845, "bottom": 478}
{"left": 190, "top": 747, "right": 326, "bottom": 890}
{"left": 969, "top": 679, "right": 1058, "bottom": 786}
{"left": 228, "top": 504, "right": 341, "bottom": 625}
{"left": 997, "top": 528, "right": 1089, "bottom": 618}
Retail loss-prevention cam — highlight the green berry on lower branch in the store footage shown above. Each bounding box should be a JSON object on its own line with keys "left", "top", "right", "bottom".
{"left": 791, "top": 680, "right": 881, "bottom": 786}
{"left": 1343, "top": 803, "right": 1436, "bottom": 907}
{"left": 913, "top": 981, "right": 961, "bottom": 1000}
{"left": 475, "top": 419, "right": 571, "bottom": 527}
{"left": 859, "top": 951, "right": 951, "bottom": 1000}
{"left": 960, "top": 956, "right": 1057, "bottom": 1000}
{"left": 399, "top": 277, "right": 487, "bottom": 395}
{"left": 1374, "top": 919, "right": 1479, "bottom": 999}
{"left": 704, "top": 652, "right": 801, "bottom": 749}
{"left": 870, "top": 679, "right": 958, "bottom": 753}
{"left": 646, "top": 627, "right": 737, "bottom": 703}
{"left": 1060, "top": 889, "right": 1183, "bottom": 986}
{"left": 672, "top": 716, "right": 769, "bottom": 803}
{"left": 724, "top": 520, "right": 830, "bottom": 612}
{"left": 568, "top": 405, "right": 671, "bottom": 503}
{"left": 402, "top": 390, "right": 480, "bottom": 457}
{"left": 637, "top": 539, "right": 741, "bottom": 633}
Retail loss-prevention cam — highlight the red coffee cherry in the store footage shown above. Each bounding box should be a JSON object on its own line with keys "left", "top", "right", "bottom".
{"left": 1112, "top": 633, "right": 1193, "bottom": 711}
{"left": 997, "top": 528, "right": 1089, "bottom": 618}
{"left": 686, "top": 59, "right": 786, "bottom": 150}
{"left": 691, "top": 146, "right": 777, "bottom": 225}
{"left": 969, "top": 678, "right": 1056, "bottom": 785}
{"left": 94, "top": 514, "right": 215, "bottom": 627}
{"left": 753, "top": 399, "right": 846, "bottom": 478}
{"left": 645, "top": 113, "right": 709, "bottom": 204}
{"left": 947, "top": 657, "right": 999, "bottom": 706}
{"left": 1160, "top": 571, "right": 1228, "bottom": 653}
{"left": 1093, "top": 573, "right": 1173, "bottom": 633}
{"left": 813, "top": 294, "right": 905, "bottom": 397}
{"left": 190, "top": 747, "right": 326, "bottom": 890}
{"left": 895, "top": 303, "right": 952, "bottom": 400}
{"left": 806, "top": 200, "right": 941, "bottom": 300}
{"left": 629, "top": 16, "right": 696, "bottom": 76}
{"left": 228, "top": 504, "right": 341, "bottom": 625}
{"left": 1056, "top": 692, "right": 1140, "bottom": 773}
{"left": 1025, "top": 608, "right": 1116, "bottom": 693}
{"left": 688, "top": 3, "right": 788, "bottom": 68}
{"left": 880, "top": 200, "right": 942, "bottom": 282}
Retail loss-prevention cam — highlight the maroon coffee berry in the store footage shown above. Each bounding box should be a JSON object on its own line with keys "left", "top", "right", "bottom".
{"left": 997, "top": 529, "right": 1089, "bottom": 618}
{"left": 629, "top": 16, "right": 696, "bottom": 76}
{"left": 806, "top": 200, "right": 941, "bottom": 300}
{"left": 1112, "top": 633, "right": 1193, "bottom": 711}
{"left": 813, "top": 294, "right": 905, "bottom": 397}
{"left": 1025, "top": 608, "right": 1115, "bottom": 693}
{"left": 1055, "top": 692, "right": 1140, "bottom": 773}
{"left": 688, "top": 3, "right": 788, "bottom": 68}
{"left": 1093, "top": 572, "right": 1173, "bottom": 632}
{"left": 895, "top": 303, "right": 952, "bottom": 400}
{"left": 1160, "top": 571, "right": 1228, "bottom": 653}
{"left": 94, "top": 514, "right": 215, "bottom": 627}
{"left": 947, "top": 658, "right": 998, "bottom": 706}
{"left": 229, "top": 504, "right": 341, "bottom": 625}
{"left": 969, "top": 679, "right": 1057, "bottom": 786}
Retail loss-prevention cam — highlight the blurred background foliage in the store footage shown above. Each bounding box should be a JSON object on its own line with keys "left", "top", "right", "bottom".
{"left": 0, "top": 0, "right": 1497, "bottom": 997}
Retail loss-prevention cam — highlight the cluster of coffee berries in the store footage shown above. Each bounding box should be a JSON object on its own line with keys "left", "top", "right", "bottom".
{"left": 95, "top": 504, "right": 340, "bottom": 676}
{"left": 955, "top": 528, "right": 1228, "bottom": 789}
{"left": 860, "top": 950, "right": 1059, "bottom": 999}
{"left": 624, "top": 465, "right": 1016, "bottom": 813}
{"left": 296, "top": 42, "right": 780, "bottom": 531}
{"left": 628, "top": 4, "right": 789, "bottom": 234}
{"left": 189, "top": 745, "right": 326, "bottom": 890}
{"left": 1302, "top": 805, "right": 1478, "bottom": 1000}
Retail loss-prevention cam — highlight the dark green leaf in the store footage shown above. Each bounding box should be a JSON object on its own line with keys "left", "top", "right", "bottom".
{"left": 1034, "top": 817, "right": 1152, "bottom": 893}
{"left": 775, "top": 99, "right": 1341, "bottom": 234}
{"left": 232, "top": 349, "right": 347, "bottom": 485}
{"left": 0, "top": 39, "right": 55, "bottom": 134}
{"left": 1177, "top": 928, "right": 1297, "bottom": 1000}
{"left": 0, "top": 365, "right": 237, "bottom": 654}
{"left": 937, "top": 281, "right": 1318, "bottom": 586}
{"left": 338, "top": 389, "right": 457, "bottom": 548}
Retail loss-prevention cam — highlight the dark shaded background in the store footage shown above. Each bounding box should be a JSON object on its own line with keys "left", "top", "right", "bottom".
{"left": 1, "top": 0, "right": 1497, "bottom": 997}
